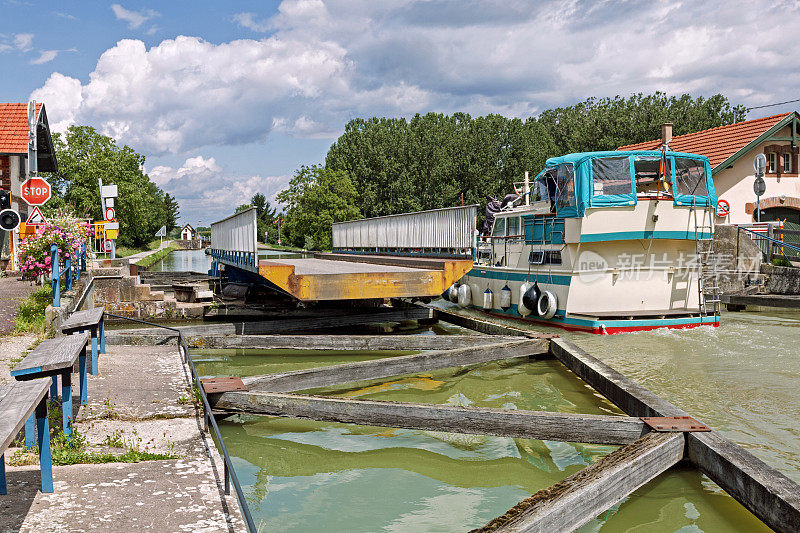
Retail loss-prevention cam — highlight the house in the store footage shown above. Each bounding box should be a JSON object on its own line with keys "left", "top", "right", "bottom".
{"left": 180, "top": 224, "right": 194, "bottom": 240}
{"left": 619, "top": 113, "right": 800, "bottom": 226}
{"left": 0, "top": 102, "right": 58, "bottom": 270}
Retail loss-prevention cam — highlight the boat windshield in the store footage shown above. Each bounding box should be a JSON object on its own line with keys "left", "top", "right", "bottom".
{"left": 634, "top": 157, "right": 673, "bottom": 196}
{"left": 592, "top": 157, "right": 631, "bottom": 196}
{"left": 674, "top": 157, "right": 707, "bottom": 197}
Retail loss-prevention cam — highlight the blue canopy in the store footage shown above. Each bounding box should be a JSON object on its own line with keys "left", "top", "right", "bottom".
{"left": 534, "top": 150, "right": 717, "bottom": 217}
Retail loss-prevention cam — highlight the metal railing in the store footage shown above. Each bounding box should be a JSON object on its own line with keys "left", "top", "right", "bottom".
{"left": 51, "top": 244, "right": 88, "bottom": 307}
{"left": 106, "top": 313, "right": 256, "bottom": 532}
{"left": 738, "top": 226, "right": 800, "bottom": 264}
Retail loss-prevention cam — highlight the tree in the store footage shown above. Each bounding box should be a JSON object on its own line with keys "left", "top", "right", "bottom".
{"left": 164, "top": 193, "right": 180, "bottom": 232}
{"left": 43, "top": 126, "right": 168, "bottom": 247}
{"left": 277, "top": 165, "right": 361, "bottom": 250}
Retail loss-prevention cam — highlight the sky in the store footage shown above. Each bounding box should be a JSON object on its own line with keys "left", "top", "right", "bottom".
{"left": 1, "top": 0, "right": 799, "bottom": 227}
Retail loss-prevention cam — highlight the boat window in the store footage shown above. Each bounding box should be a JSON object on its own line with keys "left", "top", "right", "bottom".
{"left": 507, "top": 216, "right": 520, "bottom": 236}
{"left": 634, "top": 157, "right": 672, "bottom": 195}
{"left": 592, "top": 157, "right": 632, "bottom": 195}
{"left": 492, "top": 217, "right": 505, "bottom": 237}
{"left": 528, "top": 250, "right": 562, "bottom": 265}
{"left": 556, "top": 164, "right": 576, "bottom": 209}
{"left": 674, "top": 158, "right": 707, "bottom": 197}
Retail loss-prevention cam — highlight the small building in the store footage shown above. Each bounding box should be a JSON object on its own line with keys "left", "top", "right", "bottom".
{"left": 0, "top": 102, "right": 58, "bottom": 270}
{"left": 180, "top": 224, "right": 194, "bottom": 240}
{"left": 620, "top": 113, "right": 800, "bottom": 226}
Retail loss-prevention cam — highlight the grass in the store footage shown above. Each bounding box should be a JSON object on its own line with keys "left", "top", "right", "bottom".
{"left": 115, "top": 239, "right": 165, "bottom": 258}
{"left": 135, "top": 243, "right": 178, "bottom": 269}
{"left": 771, "top": 257, "right": 793, "bottom": 267}
{"left": 8, "top": 401, "right": 178, "bottom": 467}
{"left": 12, "top": 284, "right": 53, "bottom": 336}
{"left": 258, "top": 242, "right": 305, "bottom": 252}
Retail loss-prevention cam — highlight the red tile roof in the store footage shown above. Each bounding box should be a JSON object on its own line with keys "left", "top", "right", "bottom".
{"left": 0, "top": 103, "right": 42, "bottom": 154}
{"left": 618, "top": 113, "right": 791, "bottom": 168}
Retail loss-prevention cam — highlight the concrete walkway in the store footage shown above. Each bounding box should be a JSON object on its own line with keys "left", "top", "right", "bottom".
{"left": 0, "top": 341, "right": 244, "bottom": 532}
{"left": 124, "top": 241, "right": 172, "bottom": 264}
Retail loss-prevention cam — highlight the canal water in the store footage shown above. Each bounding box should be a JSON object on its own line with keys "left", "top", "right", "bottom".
{"left": 191, "top": 305, "right": 800, "bottom": 532}
{"left": 148, "top": 247, "right": 305, "bottom": 273}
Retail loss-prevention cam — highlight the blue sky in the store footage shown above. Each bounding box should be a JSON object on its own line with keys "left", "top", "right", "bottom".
{"left": 2, "top": 0, "right": 799, "bottom": 227}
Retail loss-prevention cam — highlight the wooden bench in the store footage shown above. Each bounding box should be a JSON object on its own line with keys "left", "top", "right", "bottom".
{"left": 0, "top": 379, "right": 53, "bottom": 494}
{"left": 11, "top": 332, "right": 90, "bottom": 441}
{"left": 61, "top": 307, "right": 105, "bottom": 376}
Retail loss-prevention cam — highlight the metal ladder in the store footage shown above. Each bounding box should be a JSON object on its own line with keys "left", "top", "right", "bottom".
{"left": 692, "top": 203, "right": 721, "bottom": 318}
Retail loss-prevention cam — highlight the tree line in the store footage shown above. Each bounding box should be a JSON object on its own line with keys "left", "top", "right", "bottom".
{"left": 277, "top": 92, "right": 746, "bottom": 248}
{"left": 44, "top": 126, "right": 179, "bottom": 248}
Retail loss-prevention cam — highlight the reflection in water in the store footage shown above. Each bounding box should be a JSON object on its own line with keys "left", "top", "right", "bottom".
{"left": 194, "top": 342, "right": 774, "bottom": 532}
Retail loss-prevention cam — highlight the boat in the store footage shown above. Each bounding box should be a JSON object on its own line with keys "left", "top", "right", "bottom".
{"left": 450, "top": 150, "right": 721, "bottom": 334}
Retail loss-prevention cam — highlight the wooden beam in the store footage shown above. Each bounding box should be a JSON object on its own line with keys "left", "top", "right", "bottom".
{"left": 550, "top": 338, "right": 800, "bottom": 532}
{"left": 186, "top": 334, "right": 525, "bottom": 351}
{"left": 476, "top": 432, "right": 684, "bottom": 533}
{"left": 243, "top": 339, "right": 549, "bottom": 393}
{"left": 210, "top": 391, "right": 649, "bottom": 445}
{"left": 396, "top": 300, "right": 538, "bottom": 337}
{"left": 109, "top": 307, "right": 432, "bottom": 339}
{"left": 687, "top": 432, "right": 800, "bottom": 533}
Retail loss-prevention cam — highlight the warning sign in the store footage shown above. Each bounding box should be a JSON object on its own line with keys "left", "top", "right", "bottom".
{"left": 25, "top": 206, "right": 48, "bottom": 226}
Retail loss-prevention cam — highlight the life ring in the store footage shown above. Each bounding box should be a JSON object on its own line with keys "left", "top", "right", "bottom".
{"left": 716, "top": 199, "right": 730, "bottom": 218}
{"left": 537, "top": 290, "right": 557, "bottom": 319}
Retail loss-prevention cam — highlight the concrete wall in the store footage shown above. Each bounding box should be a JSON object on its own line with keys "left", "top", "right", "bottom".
{"left": 712, "top": 224, "right": 764, "bottom": 294}
{"left": 173, "top": 239, "right": 201, "bottom": 250}
{"left": 714, "top": 128, "right": 800, "bottom": 225}
{"left": 762, "top": 264, "right": 800, "bottom": 294}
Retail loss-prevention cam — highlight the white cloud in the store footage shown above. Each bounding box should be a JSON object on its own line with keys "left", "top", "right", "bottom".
{"left": 31, "top": 0, "right": 800, "bottom": 161}
{"left": 147, "top": 156, "right": 290, "bottom": 224}
{"left": 111, "top": 4, "right": 159, "bottom": 29}
{"left": 13, "top": 33, "right": 33, "bottom": 51}
{"left": 30, "top": 50, "right": 59, "bottom": 64}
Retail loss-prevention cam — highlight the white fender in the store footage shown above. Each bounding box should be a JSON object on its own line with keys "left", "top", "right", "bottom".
{"left": 457, "top": 284, "right": 472, "bottom": 308}
{"left": 447, "top": 283, "right": 459, "bottom": 303}
{"left": 482, "top": 289, "right": 493, "bottom": 309}
{"left": 518, "top": 282, "right": 533, "bottom": 316}
{"left": 537, "top": 290, "right": 558, "bottom": 319}
{"left": 500, "top": 284, "right": 512, "bottom": 310}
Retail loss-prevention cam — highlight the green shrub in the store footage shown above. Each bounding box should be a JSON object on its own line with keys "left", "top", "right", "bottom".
{"left": 13, "top": 285, "right": 53, "bottom": 335}
{"left": 772, "top": 257, "right": 792, "bottom": 267}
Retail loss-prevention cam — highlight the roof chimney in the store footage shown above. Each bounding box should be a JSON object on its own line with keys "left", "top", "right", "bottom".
{"left": 661, "top": 123, "right": 673, "bottom": 147}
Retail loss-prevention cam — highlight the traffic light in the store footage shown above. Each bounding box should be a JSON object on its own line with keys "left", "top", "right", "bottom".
{"left": 0, "top": 208, "right": 20, "bottom": 231}
{"left": 0, "top": 190, "right": 9, "bottom": 209}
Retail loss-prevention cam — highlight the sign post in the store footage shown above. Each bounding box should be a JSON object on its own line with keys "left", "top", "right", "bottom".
{"left": 98, "top": 179, "right": 119, "bottom": 258}
{"left": 753, "top": 154, "right": 767, "bottom": 223}
{"left": 155, "top": 225, "right": 166, "bottom": 248}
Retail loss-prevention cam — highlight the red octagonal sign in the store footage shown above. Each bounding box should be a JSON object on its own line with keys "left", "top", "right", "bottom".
{"left": 21, "top": 177, "right": 51, "bottom": 205}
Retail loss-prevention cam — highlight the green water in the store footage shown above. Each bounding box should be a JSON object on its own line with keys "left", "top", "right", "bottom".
{"left": 192, "top": 309, "right": 793, "bottom": 533}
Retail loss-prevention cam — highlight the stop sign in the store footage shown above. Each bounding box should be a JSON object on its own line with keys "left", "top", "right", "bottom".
{"left": 21, "top": 177, "right": 51, "bottom": 205}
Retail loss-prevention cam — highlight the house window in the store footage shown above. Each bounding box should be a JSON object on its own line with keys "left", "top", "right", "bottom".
{"left": 768, "top": 153, "right": 776, "bottom": 173}
{"left": 784, "top": 153, "right": 792, "bottom": 173}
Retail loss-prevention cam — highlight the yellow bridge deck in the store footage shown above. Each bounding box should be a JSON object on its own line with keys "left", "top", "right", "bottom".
{"left": 257, "top": 253, "right": 473, "bottom": 302}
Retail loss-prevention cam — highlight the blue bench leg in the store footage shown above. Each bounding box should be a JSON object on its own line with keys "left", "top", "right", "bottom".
{"left": 99, "top": 319, "right": 105, "bottom": 354}
{"left": 50, "top": 376, "right": 58, "bottom": 400}
{"left": 36, "top": 398, "right": 53, "bottom": 493}
{"left": 62, "top": 371, "right": 72, "bottom": 438}
{"left": 90, "top": 327, "right": 99, "bottom": 376}
{"left": 24, "top": 413, "right": 35, "bottom": 450}
{"left": 0, "top": 453, "right": 6, "bottom": 495}
{"left": 79, "top": 348, "right": 87, "bottom": 406}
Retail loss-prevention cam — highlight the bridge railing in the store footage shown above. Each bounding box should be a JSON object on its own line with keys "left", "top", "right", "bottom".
{"left": 332, "top": 205, "right": 478, "bottom": 257}
{"left": 209, "top": 208, "right": 259, "bottom": 273}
